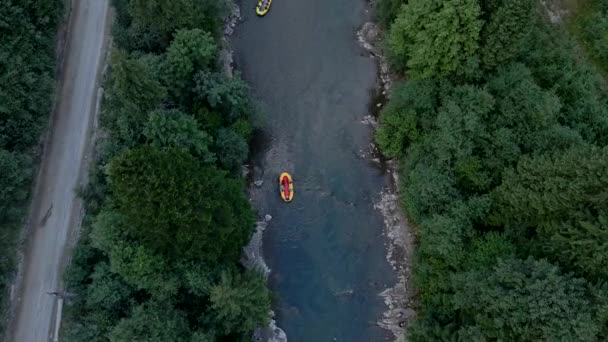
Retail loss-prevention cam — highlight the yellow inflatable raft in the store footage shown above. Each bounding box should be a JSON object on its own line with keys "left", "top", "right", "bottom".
{"left": 279, "top": 172, "right": 293, "bottom": 202}
{"left": 256, "top": 0, "right": 272, "bottom": 16}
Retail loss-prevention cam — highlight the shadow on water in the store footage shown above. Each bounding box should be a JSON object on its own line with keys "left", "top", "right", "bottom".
{"left": 246, "top": 127, "right": 273, "bottom": 186}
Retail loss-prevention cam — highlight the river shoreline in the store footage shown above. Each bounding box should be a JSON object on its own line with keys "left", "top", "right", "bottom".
{"left": 357, "top": 15, "right": 416, "bottom": 341}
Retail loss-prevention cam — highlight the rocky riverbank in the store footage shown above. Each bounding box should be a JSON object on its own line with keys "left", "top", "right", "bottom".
{"left": 220, "top": 0, "right": 240, "bottom": 76}
{"left": 358, "top": 15, "right": 416, "bottom": 342}
{"left": 357, "top": 22, "right": 393, "bottom": 93}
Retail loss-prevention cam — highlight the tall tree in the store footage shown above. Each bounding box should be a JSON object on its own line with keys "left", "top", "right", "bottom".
{"left": 128, "top": 0, "right": 222, "bottom": 40}
{"left": 403, "top": 152, "right": 460, "bottom": 221}
{"left": 0, "top": 0, "right": 62, "bottom": 150}
{"left": 84, "top": 262, "right": 135, "bottom": 315}
{"left": 110, "top": 301, "right": 190, "bottom": 342}
{"left": 375, "top": 79, "right": 440, "bottom": 158}
{"left": 479, "top": 0, "right": 534, "bottom": 69}
{"left": 0, "top": 150, "right": 31, "bottom": 222}
{"left": 491, "top": 145, "right": 608, "bottom": 280}
{"left": 214, "top": 128, "right": 249, "bottom": 173}
{"left": 163, "top": 29, "right": 217, "bottom": 99}
{"left": 143, "top": 109, "right": 215, "bottom": 164}
{"left": 388, "top": 0, "right": 482, "bottom": 78}
{"left": 107, "top": 146, "right": 253, "bottom": 263}
{"left": 103, "top": 49, "right": 167, "bottom": 145}
{"left": 194, "top": 70, "right": 252, "bottom": 123}
{"left": 452, "top": 257, "right": 601, "bottom": 341}
{"left": 208, "top": 270, "right": 271, "bottom": 336}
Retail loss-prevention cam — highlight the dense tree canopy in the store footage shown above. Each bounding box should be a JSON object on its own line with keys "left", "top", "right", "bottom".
{"left": 109, "top": 301, "right": 190, "bottom": 342}
{"left": 209, "top": 270, "right": 271, "bottom": 336}
{"left": 0, "top": 150, "right": 32, "bottom": 222}
{"left": 451, "top": 258, "right": 601, "bottom": 341}
{"left": 163, "top": 29, "right": 217, "bottom": 98}
{"left": 143, "top": 109, "right": 216, "bottom": 164}
{"left": 478, "top": 0, "right": 534, "bottom": 69}
{"left": 214, "top": 128, "right": 249, "bottom": 173}
{"left": 491, "top": 145, "right": 608, "bottom": 280}
{"left": 103, "top": 49, "right": 167, "bottom": 146}
{"left": 128, "top": 0, "right": 222, "bottom": 38}
{"left": 111, "top": 0, "right": 222, "bottom": 52}
{"left": 0, "top": 0, "right": 62, "bottom": 150}
{"left": 378, "top": 0, "right": 608, "bottom": 339}
{"left": 388, "top": 0, "right": 482, "bottom": 78}
{"left": 107, "top": 146, "right": 253, "bottom": 262}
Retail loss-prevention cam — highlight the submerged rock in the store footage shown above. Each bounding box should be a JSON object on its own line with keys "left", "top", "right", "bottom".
{"left": 361, "top": 115, "right": 378, "bottom": 127}
{"left": 359, "top": 22, "right": 381, "bottom": 48}
{"left": 334, "top": 289, "right": 354, "bottom": 297}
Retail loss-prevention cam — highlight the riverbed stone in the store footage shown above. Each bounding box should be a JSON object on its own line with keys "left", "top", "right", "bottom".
{"left": 361, "top": 22, "right": 381, "bottom": 44}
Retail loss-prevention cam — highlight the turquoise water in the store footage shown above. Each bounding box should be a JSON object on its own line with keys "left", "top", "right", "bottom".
{"left": 233, "top": 0, "right": 395, "bottom": 340}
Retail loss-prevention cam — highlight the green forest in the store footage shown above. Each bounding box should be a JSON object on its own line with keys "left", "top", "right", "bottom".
{"left": 0, "top": 0, "right": 63, "bottom": 329}
{"left": 569, "top": 0, "right": 608, "bottom": 74}
{"left": 62, "top": 0, "right": 270, "bottom": 340}
{"left": 376, "top": 0, "right": 608, "bottom": 340}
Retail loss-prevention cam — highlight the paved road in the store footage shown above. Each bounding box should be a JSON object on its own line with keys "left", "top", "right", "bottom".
{"left": 9, "top": 1, "right": 110, "bottom": 341}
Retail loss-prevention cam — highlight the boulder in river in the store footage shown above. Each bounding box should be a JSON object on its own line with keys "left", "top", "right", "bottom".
{"left": 360, "top": 22, "right": 381, "bottom": 44}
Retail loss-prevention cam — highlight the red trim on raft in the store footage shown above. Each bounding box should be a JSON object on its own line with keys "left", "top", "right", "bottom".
{"left": 281, "top": 176, "right": 290, "bottom": 198}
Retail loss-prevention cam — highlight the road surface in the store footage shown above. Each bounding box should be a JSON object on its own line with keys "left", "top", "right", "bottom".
{"left": 9, "top": 0, "right": 110, "bottom": 341}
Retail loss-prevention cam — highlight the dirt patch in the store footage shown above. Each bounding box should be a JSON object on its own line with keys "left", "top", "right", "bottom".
{"left": 539, "top": 0, "right": 598, "bottom": 24}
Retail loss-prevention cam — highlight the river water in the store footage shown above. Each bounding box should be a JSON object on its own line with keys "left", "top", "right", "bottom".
{"left": 233, "top": 0, "right": 396, "bottom": 340}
